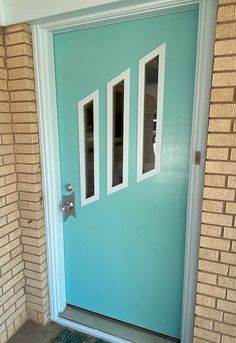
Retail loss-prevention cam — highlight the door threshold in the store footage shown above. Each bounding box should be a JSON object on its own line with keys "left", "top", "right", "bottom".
{"left": 59, "top": 306, "right": 178, "bottom": 343}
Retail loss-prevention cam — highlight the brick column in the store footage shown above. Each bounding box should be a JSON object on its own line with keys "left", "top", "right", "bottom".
{"left": 0, "top": 27, "right": 27, "bottom": 343}
{"left": 193, "top": 1, "right": 236, "bottom": 343}
{"left": 5, "top": 24, "right": 49, "bottom": 326}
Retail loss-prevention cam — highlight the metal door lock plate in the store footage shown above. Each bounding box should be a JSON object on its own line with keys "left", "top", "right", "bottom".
{"left": 62, "top": 192, "right": 76, "bottom": 221}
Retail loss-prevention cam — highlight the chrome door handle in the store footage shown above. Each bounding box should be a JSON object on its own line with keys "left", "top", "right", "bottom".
{"left": 62, "top": 192, "right": 76, "bottom": 221}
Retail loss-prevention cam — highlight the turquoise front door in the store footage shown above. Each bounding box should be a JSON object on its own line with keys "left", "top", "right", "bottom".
{"left": 54, "top": 9, "right": 198, "bottom": 340}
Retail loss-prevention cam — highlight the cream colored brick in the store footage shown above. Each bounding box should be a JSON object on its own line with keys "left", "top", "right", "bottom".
{"left": 207, "top": 147, "right": 229, "bottom": 160}
{"left": 205, "top": 174, "right": 226, "bottom": 187}
{"left": 12, "top": 113, "right": 37, "bottom": 123}
{"left": 6, "top": 303, "right": 26, "bottom": 327}
{"left": 14, "top": 134, "right": 38, "bottom": 144}
{"left": 16, "top": 163, "right": 40, "bottom": 174}
{"left": 2, "top": 271, "right": 24, "bottom": 293}
{"left": 228, "top": 176, "right": 236, "bottom": 188}
{"left": 0, "top": 113, "right": 12, "bottom": 124}
{"left": 8, "top": 67, "right": 34, "bottom": 81}
{"left": 25, "top": 277, "right": 47, "bottom": 290}
{"left": 222, "top": 335, "right": 236, "bottom": 343}
{"left": 226, "top": 202, "right": 236, "bottom": 214}
{"left": 224, "top": 312, "right": 236, "bottom": 325}
{"left": 0, "top": 220, "right": 18, "bottom": 237}
{"left": 232, "top": 241, "right": 236, "bottom": 252}
{"left": 8, "top": 79, "right": 35, "bottom": 91}
{"left": 23, "top": 252, "right": 46, "bottom": 265}
{"left": 231, "top": 148, "right": 236, "bottom": 160}
{"left": 216, "top": 22, "right": 236, "bottom": 38}
{"left": 218, "top": 5, "right": 236, "bottom": 22}
{"left": 0, "top": 91, "right": 9, "bottom": 102}
{"left": 212, "top": 73, "right": 236, "bottom": 87}
{"left": 218, "top": 275, "right": 236, "bottom": 289}
{"left": 0, "top": 124, "right": 12, "bottom": 134}
{"left": 5, "top": 32, "right": 31, "bottom": 46}
{"left": 195, "top": 317, "right": 213, "bottom": 331}
{"left": 227, "top": 289, "right": 236, "bottom": 301}
{"left": 20, "top": 200, "right": 42, "bottom": 212}
{"left": 200, "top": 247, "right": 221, "bottom": 262}
{"left": 7, "top": 55, "right": 33, "bottom": 69}
{"left": 198, "top": 271, "right": 217, "bottom": 285}
{"left": 0, "top": 238, "right": 20, "bottom": 258}
{"left": 0, "top": 103, "right": 10, "bottom": 113}
{"left": 194, "top": 327, "right": 221, "bottom": 343}
{"left": 18, "top": 173, "right": 41, "bottom": 184}
{"left": 202, "top": 199, "right": 224, "bottom": 213}
{"left": 202, "top": 212, "right": 233, "bottom": 226}
{"left": 1, "top": 254, "right": 22, "bottom": 275}
{"left": 221, "top": 251, "right": 236, "bottom": 265}
{"left": 211, "top": 88, "right": 235, "bottom": 102}
{"left": 22, "top": 227, "right": 44, "bottom": 239}
{"left": 218, "top": 299, "right": 236, "bottom": 314}
{"left": 0, "top": 203, "right": 18, "bottom": 218}
{"left": 204, "top": 187, "right": 235, "bottom": 201}
{"left": 16, "top": 154, "right": 39, "bottom": 164}
{"left": 3, "top": 289, "right": 24, "bottom": 312}
{"left": 0, "top": 183, "right": 17, "bottom": 197}
{"left": 199, "top": 259, "right": 229, "bottom": 275}
{"left": 0, "top": 165, "right": 15, "bottom": 177}
{"left": 206, "top": 161, "right": 236, "bottom": 176}
{"left": 196, "top": 293, "right": 216, "bottom": 308}
{"left": 10, "top": 90, "right": 35, "bottom": 102}
{"left": 208, "top": 133, "right": 236, "bottom": 146}
{"left": 208, "top": 119, "right": 232, "bottom": 133}
{"left": 224, "top": 227, "right": 236, "bottom": 239}
{"left": 10, "top": 102, "right": 36, "bottom": 113}
{"left": 214, "top": 322, "right": 236, "bottom": 338}
{"left": 198, "top": 282, "right": 226, "bottom": 298}
{"left": 2, "top": 135, "right": 14, "bottom": 145}
{"left": 5, "top": 24, "right": 30, "bottom": 34}
{"left": 13, "top": 123, "right": 38, "bottom": 133}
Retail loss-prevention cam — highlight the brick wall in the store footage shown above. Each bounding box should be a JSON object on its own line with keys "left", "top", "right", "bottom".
{"left": 0, "top": 24, "right": 49, "bottom": 342}
{"left": 193, "top": 1, "right": 236, "bottom": 343}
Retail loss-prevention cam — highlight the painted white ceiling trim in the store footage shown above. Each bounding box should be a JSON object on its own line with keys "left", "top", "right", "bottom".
{"left": 0, "top": 0, "right": 121, "bottom": 26}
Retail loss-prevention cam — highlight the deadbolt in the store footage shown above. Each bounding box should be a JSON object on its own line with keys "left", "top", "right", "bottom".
{"left": 65, "top": 183, "right": 73, "bottom": 192}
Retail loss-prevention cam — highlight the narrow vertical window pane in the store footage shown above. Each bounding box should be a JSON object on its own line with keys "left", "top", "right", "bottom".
{"left": 112, "top": 80, "right": 124, "bottom": 187}
{"left": 84, "top": 101, "right": 95, "bottom": 198}
{"left": 142, "top": 56, "right": 159, "bottom": 174}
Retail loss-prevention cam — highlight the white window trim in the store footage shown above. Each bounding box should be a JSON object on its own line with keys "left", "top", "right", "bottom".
{"left": 32, "top": 1, "right": 218, "bottom": 342}
{"left": 137, "top": 43, "right": 166, "bottom": 182}
{"left": 78, "top": 90, "right": 99, "bottom": 206}
{"left": 107, "top": 69, "right": 130, "bottom": 195}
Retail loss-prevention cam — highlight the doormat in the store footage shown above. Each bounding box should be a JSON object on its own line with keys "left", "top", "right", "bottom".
{"left": 54, "top": 329, "right": 109, "bottom": 343}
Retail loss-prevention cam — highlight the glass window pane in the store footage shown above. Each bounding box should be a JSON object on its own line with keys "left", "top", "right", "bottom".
{"left": 84, "top": 101, "right": 95, "bottom": 198}
{"left": 112, "top": 80, "right": 124, "bottom": 187}
{"left": 142, "top": 56, "right": 159, "bottom": 174}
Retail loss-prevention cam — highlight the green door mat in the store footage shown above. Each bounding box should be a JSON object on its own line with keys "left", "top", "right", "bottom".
{"left": 54, "top": 330, "right": 109, "bottom": 343}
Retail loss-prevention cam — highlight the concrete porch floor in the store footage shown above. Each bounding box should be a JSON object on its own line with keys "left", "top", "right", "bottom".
{"left": 8, "top": 321, "right": 64, "bottom": 343}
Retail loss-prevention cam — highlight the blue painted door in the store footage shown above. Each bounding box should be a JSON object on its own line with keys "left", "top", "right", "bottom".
{"left": 54, "top": 9, "right": 198, "bottom": 339}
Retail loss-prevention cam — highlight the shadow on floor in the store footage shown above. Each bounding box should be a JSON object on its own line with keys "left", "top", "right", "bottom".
{"left": 8, "top": 321, "right": 64, "bottom": 343}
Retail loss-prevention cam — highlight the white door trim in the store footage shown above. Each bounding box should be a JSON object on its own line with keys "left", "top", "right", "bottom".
{"left": 32, "top": 1, "right": 217, "bottom": 342}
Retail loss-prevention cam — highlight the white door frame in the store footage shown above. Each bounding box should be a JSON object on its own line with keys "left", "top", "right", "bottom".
{"left": 32, "top": 1, "right": 217, "bottom": 342}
